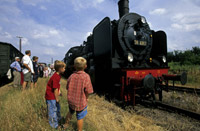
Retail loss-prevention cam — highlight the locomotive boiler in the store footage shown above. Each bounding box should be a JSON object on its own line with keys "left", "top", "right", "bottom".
{"left": 64, "top": 0, "right": 187, "bottom": 105}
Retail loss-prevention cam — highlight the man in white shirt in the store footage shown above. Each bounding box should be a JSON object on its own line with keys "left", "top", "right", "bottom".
{"left": 22, "top": 50, "right": 34, "bottom": 90}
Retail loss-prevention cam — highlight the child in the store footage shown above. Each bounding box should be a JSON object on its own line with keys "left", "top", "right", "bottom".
{"left": 45, "top": 60, "right": 66, "bottom": 129}
{"left": 63, "top": 57, "right": 93, "bottom": 131}
{"left": 44, "top": 66, "right": 49, "bottom": 78}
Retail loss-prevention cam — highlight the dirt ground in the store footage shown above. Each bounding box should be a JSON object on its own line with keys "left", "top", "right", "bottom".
{"left": 131, "top": 90, "right": 200, "bottom": 131}
{"left": 133, "top": 105, "right": 200, "bottom": 131}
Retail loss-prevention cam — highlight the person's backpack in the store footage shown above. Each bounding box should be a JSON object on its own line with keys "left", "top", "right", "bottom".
{"left": 9, "top": 61, "right": 16, "bottom": 77}
{"left": 7, "top": 69, "right": 12, "bottom": 79}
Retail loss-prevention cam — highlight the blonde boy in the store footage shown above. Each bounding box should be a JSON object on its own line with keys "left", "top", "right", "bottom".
{"left": 45, "top": 61, "right": 66, "bottom": 129}
{"left": 64, "top": 57, "right": 93, "bottom": 131}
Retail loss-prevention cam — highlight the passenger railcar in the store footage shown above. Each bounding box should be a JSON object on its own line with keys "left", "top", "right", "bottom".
{"left": 0, "top": 42, "right": 23, "bottom": 81}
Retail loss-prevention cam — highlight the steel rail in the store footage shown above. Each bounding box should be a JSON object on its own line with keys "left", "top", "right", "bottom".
{"left": 167, "top": 86, "right": 200, "bottom": 95}
{"left": 139, "top": 100, "right": 200, "bottom": 120}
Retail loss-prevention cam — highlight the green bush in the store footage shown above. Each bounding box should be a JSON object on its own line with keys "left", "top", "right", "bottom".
{"left": 168, "top": 46, "right": 200, "bottom": 65}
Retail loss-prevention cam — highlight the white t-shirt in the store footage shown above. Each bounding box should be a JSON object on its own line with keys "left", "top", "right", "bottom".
{"left": 48, "top": 67, "right": 51, "bottom": 75}
{"left": 22, "top": 55, "right": 34, "bottom": 74}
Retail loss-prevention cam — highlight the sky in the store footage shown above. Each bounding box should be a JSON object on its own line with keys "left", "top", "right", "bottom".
{"left": 0, "top": 0, "right": 200, "bottom": 64}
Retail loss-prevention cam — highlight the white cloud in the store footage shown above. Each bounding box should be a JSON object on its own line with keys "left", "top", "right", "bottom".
{"left": 3, "top": 32, "right": 12, "bottom": 39}
{"left": 149, "top": 8, "right": 166, "bottom": 15}
{"left": 148, "top": 22, "right": 153, "bottom": 28}
{"left": 71, "top": 0, "right": 105, "bottom": 11}
{"left": 168, "top": 43, "right": 180, "bottom": 51}
{"left": 32, "top": 32, "right": 49, "bottom": 39}
{"left": 172, "top": 13, "right": 200, "bottom": 24}
{"left": 22, "top": 38, "right": 29, "bottom": 45}
{"left": 171, "top": 13, "right": 200, "bottom": 32}
{"left": 93, "top": 0, "right": 104, "bottom": 5}
{"left": 195, "top": 39, "right": 200, "bottom": 44}
{"left": 40, "top": 5, "right": 47, "bottom": 10}
{"left": 184, "top": 23, "right": 200, "bottom": 31}
{"left": 32, "top": 29, "right": 59, "bottom": 39}
{"left": 84, "top": 32, "right": 92, "bottom": 40}
{"left": 171, "top": 23, "right": 182, "bottom": 30}
{"left": 57, "top": 43, "right": 65, "bottom": 47}
{"left": 21, "top": 0, "right": 50, "bottom": 6}
{"left": 49, "top": 29, "right": 59, "bottom": 35}
{"left": 96, "top": 0, "right": 104, "bottom": 3}
{"left": 21, "top": 0, "right": 51, "bottom": 8}
{"left": 32, "top": 29, "right": 58, "bottom": 39}
{"left": 44, "top": 48, "right": 56, "bottom": 55}
{"left": 86, "top": 32, "right": 92, "bottom": 36}
{"left": 0, "top": 0, "right": 17, "bottom": 3}
{"left": 21, "top": 0, "right": 37, "bottom": 6}
{"left": 0, "top": 5, "right": 21, "bottom": 16}
{"left": 172, "top": 13, "right": 184, "bottom": 22}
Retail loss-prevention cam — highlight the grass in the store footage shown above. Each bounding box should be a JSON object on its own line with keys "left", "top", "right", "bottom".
{"left": 168, "top": 62, "right": 200, "bottom": 87}
{"left": 163, "top": 91, "right": 200, "bottom": 113}
{"left": 0, "top": 78, "right": 163, "bottom": 131}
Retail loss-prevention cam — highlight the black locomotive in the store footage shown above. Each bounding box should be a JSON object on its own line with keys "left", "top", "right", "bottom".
{"left": 64, "top": 0, "right": 186, "bottom": 104}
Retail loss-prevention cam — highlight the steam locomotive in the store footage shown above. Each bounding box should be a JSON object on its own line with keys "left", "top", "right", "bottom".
{"left": 64, "top": 0, "right": 187, "bottom": 105}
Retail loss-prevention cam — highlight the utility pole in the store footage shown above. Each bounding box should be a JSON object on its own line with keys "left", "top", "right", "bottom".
{"left": 16, "top": 36, "right": 23, "bottom": 52}
{"left": 51, "top": 58, "right": 53, "bottom": 64}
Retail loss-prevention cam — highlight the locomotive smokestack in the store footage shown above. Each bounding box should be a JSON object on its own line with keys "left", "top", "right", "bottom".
{"left": 118, "top": 0, "right": 129, "bottom": 18}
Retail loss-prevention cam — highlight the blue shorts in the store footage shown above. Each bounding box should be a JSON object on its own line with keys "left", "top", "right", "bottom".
{"left": 69, "top": 106, "right": 88, "bottom": 120}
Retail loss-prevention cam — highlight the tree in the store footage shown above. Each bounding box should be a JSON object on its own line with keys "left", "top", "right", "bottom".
{"left": 192, "top": 47, "right": 200, "bottom": 55}
{"left": 167, "top": 46, "right": 200, "bottom": 65}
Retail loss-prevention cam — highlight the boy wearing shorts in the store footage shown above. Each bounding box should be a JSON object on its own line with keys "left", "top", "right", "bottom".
{"left": 45, "top": 61, "right": 66, "bottom": 129}
{"left": 64, "top": 57, "right": 93, "bottom": 131}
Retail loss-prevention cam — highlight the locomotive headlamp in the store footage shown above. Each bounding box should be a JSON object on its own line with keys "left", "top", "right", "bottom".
{"left": 162, "top": 56, "right": 167, "bottom": 63}
{"left": 141, "top": 17, "right": 146, "bottom": 24}
{"left": 150, "top": 58, "right": 152, "bottom": 63}
{"left": 128, "top": 53, "right": 134, "bottom": 62}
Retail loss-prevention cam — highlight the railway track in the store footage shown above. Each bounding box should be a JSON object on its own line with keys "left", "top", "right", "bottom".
{"left": 167, "top": 86, "right": 200, "bottom": 95}
{"left": 139, "top": 100, "right": 200, "bottom": 120}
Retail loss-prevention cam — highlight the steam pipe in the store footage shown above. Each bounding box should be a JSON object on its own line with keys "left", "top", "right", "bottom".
{"left": 118, "top": 0, "right": 129, "bottom": 18}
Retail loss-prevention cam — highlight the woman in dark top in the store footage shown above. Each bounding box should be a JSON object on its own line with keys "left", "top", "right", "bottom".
{"left": 31, "top": 56, "right": 39, "bottom": 88}
{"left": 39, "top": 63, "right": 44, "bottom": 77}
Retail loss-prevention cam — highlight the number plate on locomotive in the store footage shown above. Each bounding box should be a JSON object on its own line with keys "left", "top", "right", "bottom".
{"left": 134, "top": 40, "right": 147, "bottom": 46}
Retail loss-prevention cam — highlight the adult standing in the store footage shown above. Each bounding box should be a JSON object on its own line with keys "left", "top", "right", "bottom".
{"left": 10, "top": 57, "right": 21, "bottom": 87}
{"left": 31, "top": 56, "right": 39, "bottom": 88}
{"left": 47, "top": 66, "right": 51, "bottom": 77}
{"left": 22, "top": 50, "right": 34, "bottom": 90}
{"left": 39, "top": 64, "right": 44, "bottom": 77}
{"left": 49, "top": 64, "right": 55, "bottom": 77}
